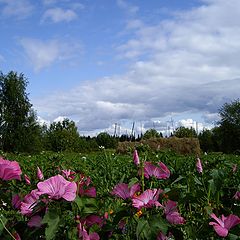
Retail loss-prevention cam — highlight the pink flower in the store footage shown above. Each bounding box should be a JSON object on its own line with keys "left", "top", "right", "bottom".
{"left": 232, "top": 164, "right": 237, "bottom": 173}
{"left": 37, "top": 175, "right": 77, "bottom": 201}
{"left": 196, "top": 158, "right": 203, "bottom": 173}
{"left": 13, "top": 232, "right": 21, "bottom": 240}
{"left": 62, "top": 169, "right": 75, "bottom": 180}
{"left": 142, "top": 162, "right": 170, "bottom": 179}
{"left": 164, "top": 200, "right": 185, "bottom": 225}
{"left": 82, "top": 215, "right": 104, "bottom": 228}
{"left": 233, "top": 191, "right": 240, "bottom": 200}
{"left": 20, "top": 189, "right": 40, "bottom": 216}
{"left": 157, "top": 231, "right": 173, "bottom": 240}
{"left": 209, "top": 213, "right": 240, "bottom": 237}
{"left": 77, "top": 223, "right": 100, "bottom": 240}
{"left": 112, "top": 183, "right": 140, "bottom": 200}
{"left": 133, "top": 150, "right": 140, "bottom": 165}
{"left": 132, "top": 189, "right": 163, "bottom": 209}
{"left": 37, "top": 166, "right": 44, "bottom": 180}
{"left": 78, "top": 175, "right": 96, "bottom": 198}
{"left": 0, "top": 157, "right": 22, "bottom": 181}
{"left": 12, "top": 194, "right": 21, "bottom": 209}
{"left": 24, "top": 174, "right": 31, "bottom": 185}
{"left": 27, "top": 215, "right": 43, "bottom": 228}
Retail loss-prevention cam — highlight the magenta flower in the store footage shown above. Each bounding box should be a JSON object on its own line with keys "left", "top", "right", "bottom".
{"left": 12, "top": 194, "right": 21, "bottom": 210}
{"left": 77, "top": 223, "right": 100, "bottom": 240}
{"left": 196, "top": 158, "right": 203, "bottom": 173}
{"left": 233, "top": 191, "right": 240, "bottom": 200}
{"left": 82, "top": 215, "right": 104, "bottom": 228}
{"left": 62, "top": 169, "right": 75, "bottom": 180}
{"left": 20, "top": 189, "right": 40, "bottom": 216}
{"left": 164, "top": 200, "right": 185, "bottom": 225}
{"left": 0, "top": 157, "right": 22, "bottom": 181}
{"left": 132, "top": 189, "right": 163, "bottom": 209}
{"left": 209, "top": 213, "right": 240, "bottom": 237}
{"left": 78, "top": 175, "right": 97, "bottom": 198}
{"left": 143, "top": 162, "right": 170, "bottom": 179}
{"left": 27, "top": 215, "right": 43, "bottom": 228}
{"left": 24, "top": 174, "right": 31, "bottom": 185}
{"left": 112, "top": 183, "right": 140, "bottom": 200}
{"left": 37, "top": 175, "right": 77, "bottom": 201}
{"left": 133, "top": 150, "right": 140, "bottom": 165}
{"left": 37, "top": 166, "right": 44, "bottom": 180}
{"left": 157, "top": 231, "right": 173, "bottom": 240}
{"left": 13, "top": 232, "right": 21, "bottom": 240}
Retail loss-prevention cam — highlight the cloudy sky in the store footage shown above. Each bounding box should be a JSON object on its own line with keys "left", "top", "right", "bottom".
{"left": 1, "top": 0, "right": 240, "bottom": 136}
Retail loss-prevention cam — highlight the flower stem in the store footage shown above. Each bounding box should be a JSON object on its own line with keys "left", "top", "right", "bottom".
{"left": 0, "top": 216, "right": 16, "bottom": 240}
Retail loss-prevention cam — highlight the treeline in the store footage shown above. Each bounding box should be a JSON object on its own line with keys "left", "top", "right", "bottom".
{"left": 0, "top": 71, "right": 240, "bottom": 154}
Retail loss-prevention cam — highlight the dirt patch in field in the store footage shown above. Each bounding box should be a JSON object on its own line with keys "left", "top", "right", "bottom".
{"left": 117, "top": 137, "right": 201, "bottom": 155}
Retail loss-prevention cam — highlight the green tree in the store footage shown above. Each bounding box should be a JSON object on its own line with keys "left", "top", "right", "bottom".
{"left": 218, "top": 99, "right": 240, "bottom": 153}
{"left": 96, "top": 132, "right": 118, "bottom": 149}
{"left": 174, "top": 126, "right": 197, "bottom": 138}
{"left": 0, "top": 71, "right": 42, "bottom": 152}
{"left": 143, "top": 128, "right": 161, "bottom": 139}
{"left": 46, "top": 118, "right": 80, "bottom": 152}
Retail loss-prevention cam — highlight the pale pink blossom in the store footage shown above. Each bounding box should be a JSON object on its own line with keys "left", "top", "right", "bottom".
{"left": 20, "top": 189, "right": 40, "bottom": 216}
{"left": 61, "top": 169, "right": 75, "bottom": 180}
{"left": 0, "top": 157, "right": 22, "bottom": 181}
{"left": 12, "top": 194, "right": 21, "bottom": 209}
{"left": 37, "top": 174, "right": 77, "bottom": 201}
{"left": 164, "top": 200, "right": 185, "bottom": 225}
{"left": 196, "top": 158, "right": 203, "bottom": 173}
{"left": 132, "top": 189, "right": 163, "bottom": 209}
{"left": 24, "top": 174, "right": 31, "bottom": 185}
{"left": 142, "top": 162, "right": 170, "bottom": 179}
{"left": 232, "top": 164, "right": 237, "bottom": 173}
{"left": 77, "top": 222, "right": 100, "bottom": 240}
{"left": 133, "top": 150, "right": 140, "bottom": 165}
{"left": 233, "top": 191, "right": 240, "bottom": 200}
{"left": 37, "top": 166, "right": 44, "bottom": 180}
{"left": 112, "top": 183, "right": 140, "bottom": 200}
{"left": 209, "top": 213, "right": 240, "bottom": 237}
{"left": 27, "top": 215, "right": 42, "bottom": 228}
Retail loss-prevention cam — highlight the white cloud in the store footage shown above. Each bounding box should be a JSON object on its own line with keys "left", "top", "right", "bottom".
{"left": 34, "top": 0, "right": 240, "bottom": 133}
{"left": 117, "top": 0, "right": 139, "bottom": 15}
{"left": 41, "top": 7, "right": 78, "bottom": 23}
{"left": 0, "top": 0, "right": 34, "bottom": 19}
{"left": 19, "top": 38, "right": 82, "bottom": 71}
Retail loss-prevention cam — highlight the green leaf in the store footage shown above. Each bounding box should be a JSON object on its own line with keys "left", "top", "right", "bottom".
{"left": 171, "top": 176, "right": 184, "bottom": 185}
{"left": 42, "top": 210, "right": 60, "bottom": 240}
{"left": 136, "top": 219, "right": 151, "bottom": 240}
{"left": 74, "top": 196, "right": 97, "bottom": 214}
{"left": 128, "top": 177, "right": 139, "bottom": 187}
{"left": 149, "top": 214, "right": 169, "bottom": 235}
{"left": 0, "top": 215, "right": 8, "bottom": 236}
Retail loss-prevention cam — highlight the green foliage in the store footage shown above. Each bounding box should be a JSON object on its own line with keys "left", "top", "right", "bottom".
{"left": 218, "top": 99, "right": 240, "bottom": 153}
{"left": 143, "top": 129, "right": 161, "bottom": 139}
{"left": 0, "top": 71, "right": 42, "bottom": 152}
{"left": 96, "top": 132, "right": 118, "bottom": 149}
{"left": 45, "top": 118, "right": 81, "bottom": 152}
{"left": 174, "top": 126, "right": 197, "bottom": 138}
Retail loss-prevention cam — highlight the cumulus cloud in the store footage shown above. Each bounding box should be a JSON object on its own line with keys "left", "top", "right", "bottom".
{"left": 34, "top": 0, "right": 240, "bottom": 133}
{"left": 41, "top": 7, "right": 78, "bottom": 23}
{"left": 0, "top": 0, "right": 34, "bottom": 19}
{"left": 19, "top": 38, "right": 82, "bottom": 71}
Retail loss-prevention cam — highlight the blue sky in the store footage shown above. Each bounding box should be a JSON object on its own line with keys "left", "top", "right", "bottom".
{"left": 1, "top": 0, "right": 240, "bottom": 136}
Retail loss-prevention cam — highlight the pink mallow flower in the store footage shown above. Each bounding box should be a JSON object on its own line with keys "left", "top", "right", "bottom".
{"left": 12, "top": 194, "right": 21, "bottom": 210}
{"left": 20, "top": 189, "right": 40, "bottom": 216}
{"left": 209, "top": 213, "right": 240, "bottom": 237}
{"left": 78, "top": 175, "right": 96, "bottom": 198}
{"left": 233, "top": 191, "right": 240, "bottom": 200}
{"left": 37, "top": 174, "right": 77, "bottom": 201}
{"left": 62, "top": 169, "right": 75, "bottom": 180}
{"left": 157, "top": 231, "right": 173, "bottom": 240}
{"left": 164, "top": 200, "right": 185, "bottom": 225}
{"left": 133, "top": 150, "right": 140, "bottom": 165}
{"left": 112, "top": 183, "right": 140, "bottom": 200}
{"left": 77, "top": 222, "right": 100, "bottom": 240}
{"left": 37, "top": 166, "right": 44, "bottom": 180}
{"left": 132, "top": 189, "right": 163, "bottom": 209}
{"left": 27, "top": 215, "right": 43, "bottom": 228}
{"left": 24, "top": 174, "right": 31, "bottom": 185}
{"left": 0, "top": 157, "right": 22, "bottom": 181}
{"left": 142, "top": 162, "right": 170, "bottom": 179}
{"left": 196, "top": 158, "right": 203, "bottom": 173}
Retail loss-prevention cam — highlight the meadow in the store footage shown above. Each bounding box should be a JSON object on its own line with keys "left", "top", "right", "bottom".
{"left": 0, "top": 149, "right": 240, "bottom": 239}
